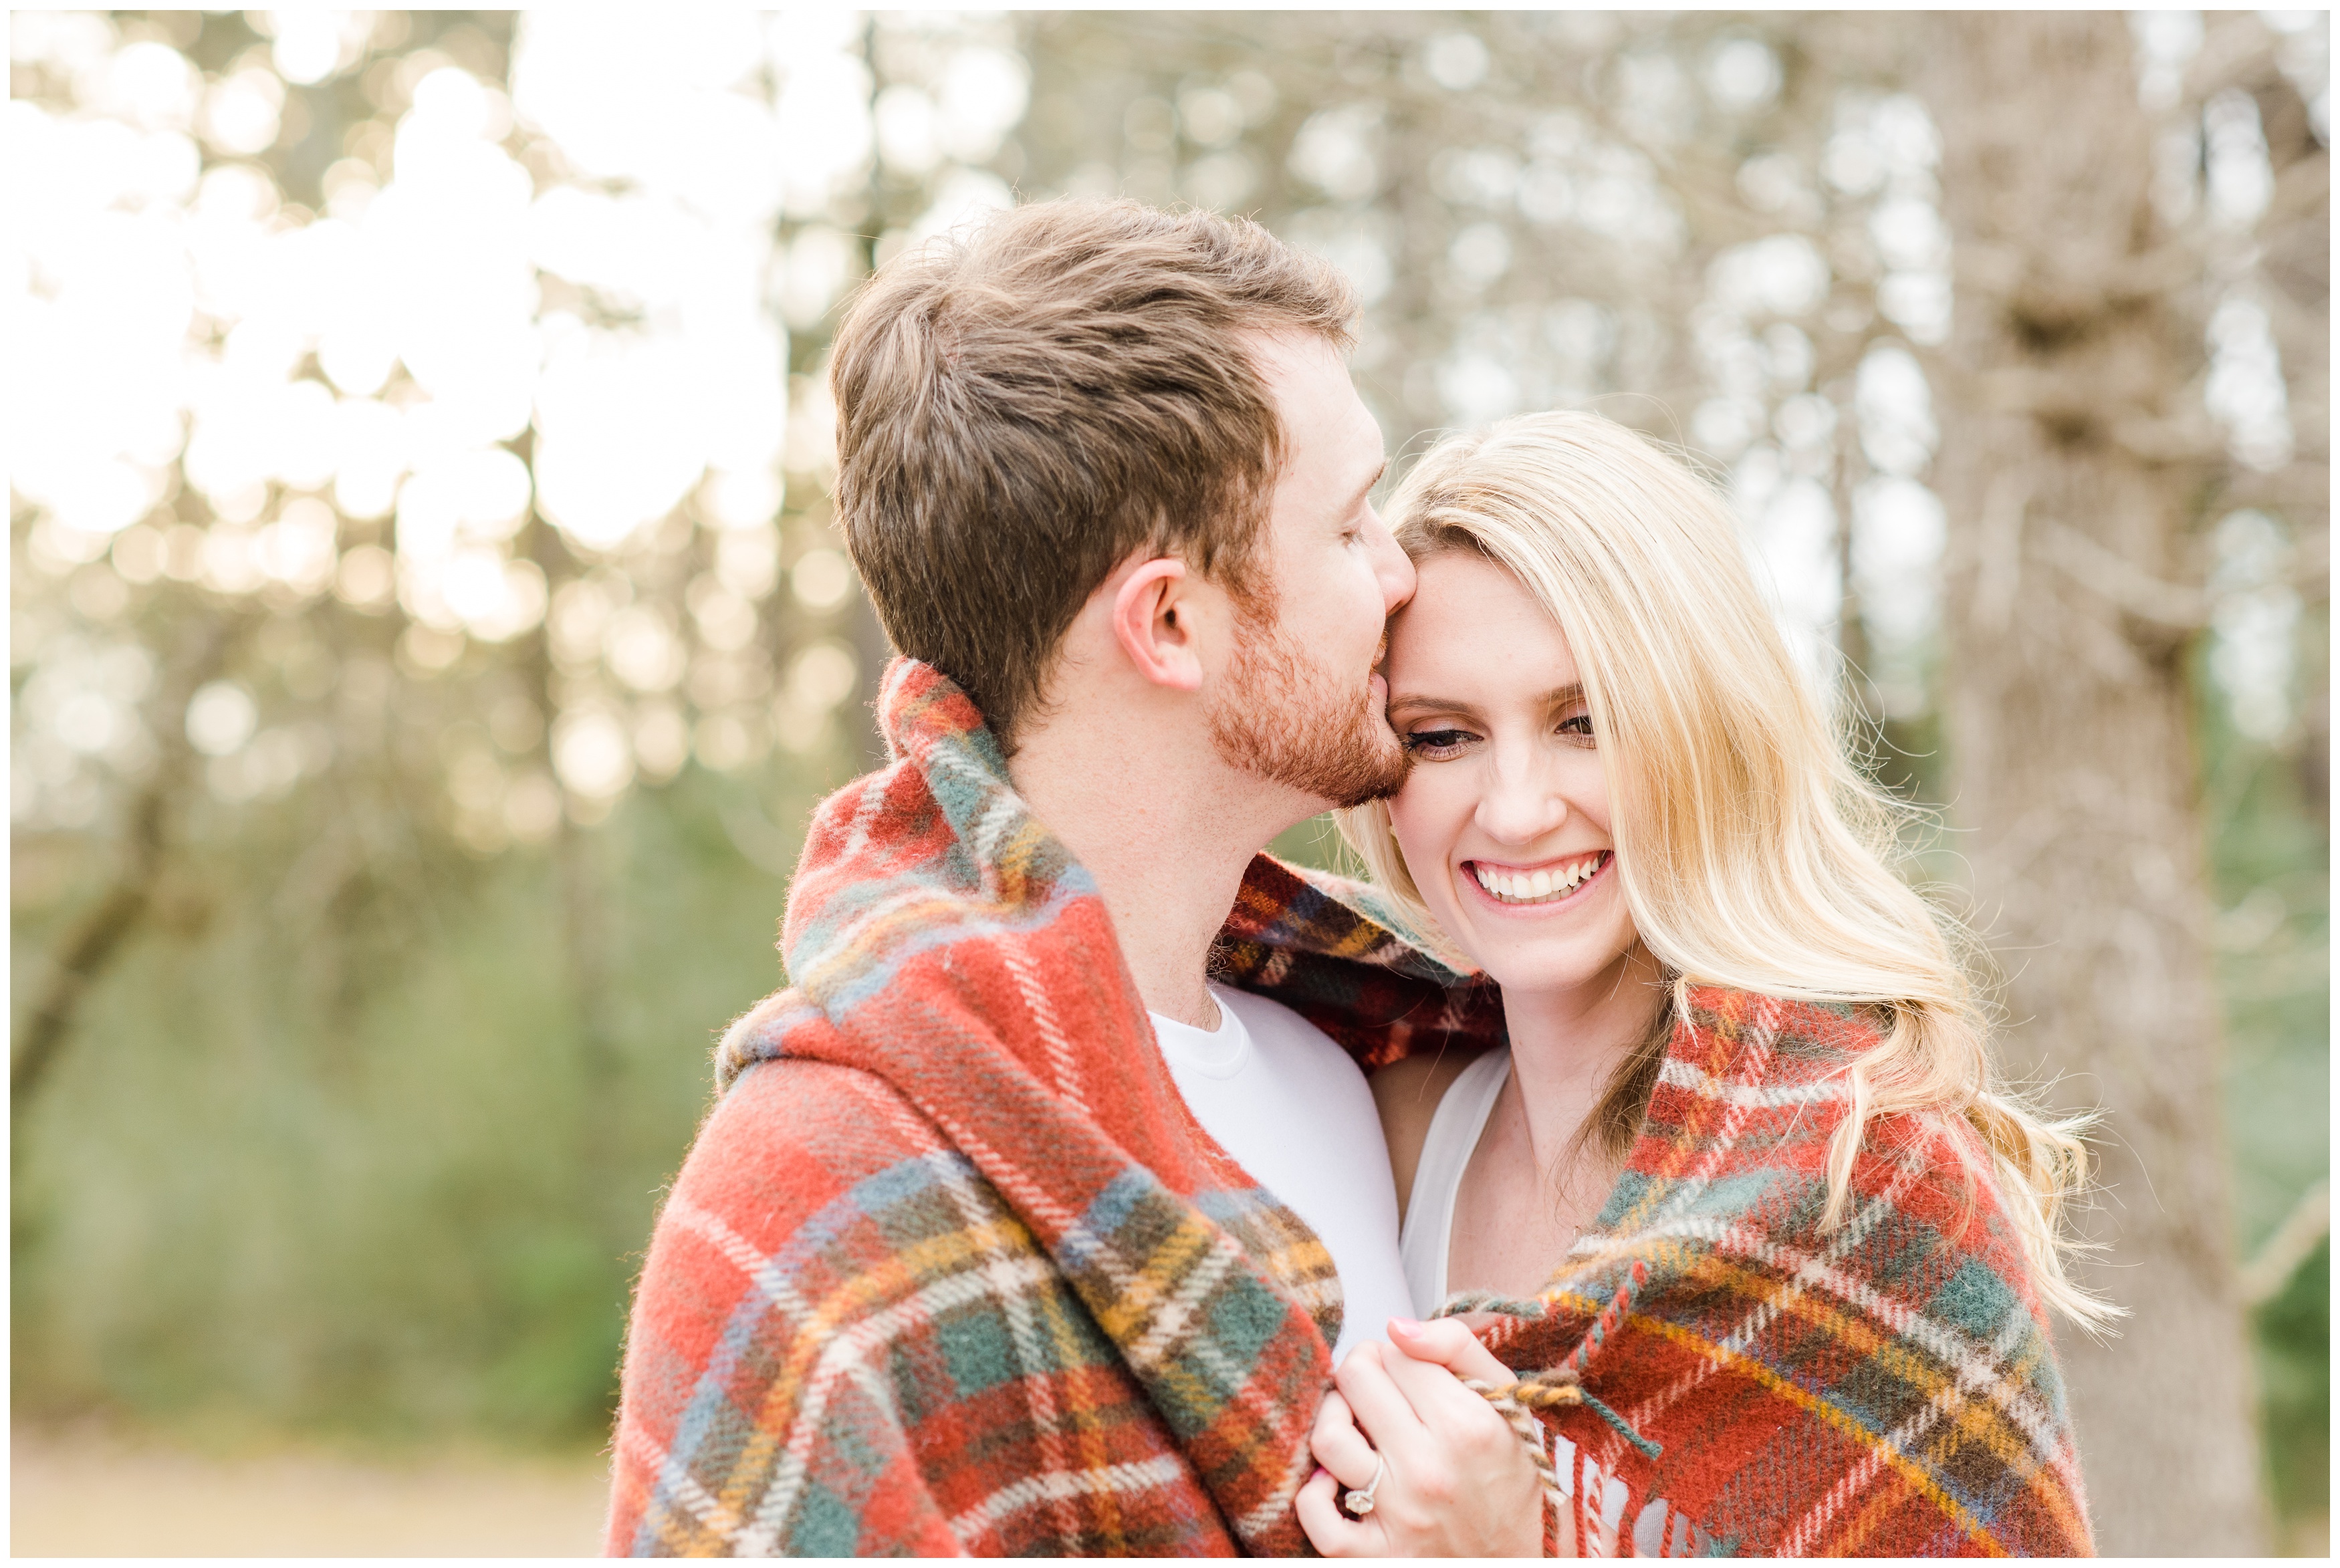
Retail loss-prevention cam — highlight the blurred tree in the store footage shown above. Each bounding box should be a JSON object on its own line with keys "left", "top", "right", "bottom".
{"left": 9, "top": 7, "right": 1020, "bottom": 1445}
{"left": 1010, "top": 11, "right": 2328, "bottom": 1547}
{"left": 9, "top": 9, "right": 894, "bottom": 1118}
{"left": 1921, "top": 13, "right": 2326, "bottom": 1553}
{"left": 10, "top": 13, "right": 2326, "bottom": 1542}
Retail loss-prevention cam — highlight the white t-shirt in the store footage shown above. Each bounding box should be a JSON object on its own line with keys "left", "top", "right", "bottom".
{"left": 1149, "top": 985, "right": 1416, "bottom": 1362}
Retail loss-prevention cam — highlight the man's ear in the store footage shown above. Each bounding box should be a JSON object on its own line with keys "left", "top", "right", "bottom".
{"left": 1110, "top": 557, "right": 1205, "bottom": 692}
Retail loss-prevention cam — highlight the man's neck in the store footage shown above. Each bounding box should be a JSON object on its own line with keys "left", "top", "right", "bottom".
{"left": 1008, "top": 704, "right": 1312, "bottom": 1029}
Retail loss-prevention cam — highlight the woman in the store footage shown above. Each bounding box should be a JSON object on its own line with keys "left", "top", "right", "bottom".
{"left": 1278, "top": 412, "right": 2113, "bottom": 1556}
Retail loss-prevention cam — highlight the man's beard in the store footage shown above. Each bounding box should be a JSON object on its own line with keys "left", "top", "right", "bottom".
{"left": 1207, "top": 600, "right": 1408, "bottom": 808}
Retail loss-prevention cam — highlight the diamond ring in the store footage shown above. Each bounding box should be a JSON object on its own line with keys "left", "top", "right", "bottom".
{"left": 1342, "top": 1452, "right": 1389, "bottom": 1519}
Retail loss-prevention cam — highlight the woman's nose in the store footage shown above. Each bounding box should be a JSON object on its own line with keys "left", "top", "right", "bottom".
{"left": 1474, "top": 757, "right": 1569, "bottom": 846}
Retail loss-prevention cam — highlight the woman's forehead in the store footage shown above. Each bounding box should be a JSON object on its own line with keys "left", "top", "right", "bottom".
{"left": 1387, "top": 551, "right": 1578, "bottom": 700}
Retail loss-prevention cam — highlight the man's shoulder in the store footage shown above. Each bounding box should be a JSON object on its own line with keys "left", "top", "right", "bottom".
{"left": 701, "top": 1053, "right": 935, "bottom": 1157}
{"left": 613, "top": 1059, "right": 1115, "bottom": 1557}
{"left": 1215, "top": 983, "right": 1347, "bottom": 1057}
{"left": 623, "top": 1057, "right": 1050, "bottom": 1441}
{"left": 663, "top": 1057, "right": 977, "bottom": 1252}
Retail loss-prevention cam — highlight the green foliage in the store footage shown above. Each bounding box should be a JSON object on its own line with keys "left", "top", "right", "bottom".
{"left": 1268, "top": 813, "right": 1360, "bottom": 876}
{"left": 2197, "top": 612, "right": 2331, "bottom": 1528}
{"left": 8, "top": 16, "right": 2325, "bottom": 1547}
{"left": 2256, "top": 1237, "right": 2331, "bottom": 1523}
{"left": 13, "top": 759, "right": 840, "bottom": 1449}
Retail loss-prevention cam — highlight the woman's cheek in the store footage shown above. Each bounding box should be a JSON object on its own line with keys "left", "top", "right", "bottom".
{"left": 1400, "top": 780, "right": 1473, "bottom": 922}
{"left": 1560, "top": 749, "right": 1609, "bottom": 825}
{"left": 1388, "top": 792, "right": 1445, "bottom": 910}
{"left": 1599, "top": 882, "right": 1640, "bottom": 966}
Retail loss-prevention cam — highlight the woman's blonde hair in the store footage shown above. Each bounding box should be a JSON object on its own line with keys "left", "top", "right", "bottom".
{"left": 1340, "top": 411, "right": 2116, "bottom": 1331}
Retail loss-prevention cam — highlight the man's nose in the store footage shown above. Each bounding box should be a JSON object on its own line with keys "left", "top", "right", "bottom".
{"left": 1367, "top": 512, "right": 1416, "bottom": 614}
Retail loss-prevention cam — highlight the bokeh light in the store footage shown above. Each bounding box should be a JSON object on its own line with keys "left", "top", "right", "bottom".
{"left": 7, "top": 14, "right": 2326, "bottom": 1555}
{"left": 9, "top": 9, "right": 899, "bottom": 839}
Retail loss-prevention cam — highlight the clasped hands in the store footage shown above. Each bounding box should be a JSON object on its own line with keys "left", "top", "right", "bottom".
{"left": 1296, "top": 1315, "right": 1546, "bottom": 1557}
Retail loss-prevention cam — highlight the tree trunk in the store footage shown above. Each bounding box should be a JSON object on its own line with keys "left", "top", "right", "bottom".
{"left": 1923, "top": 15, "right": 2269, "bottom": 1555}
{"left": 11, "top": 613, "right": 252, "bottom": 1114}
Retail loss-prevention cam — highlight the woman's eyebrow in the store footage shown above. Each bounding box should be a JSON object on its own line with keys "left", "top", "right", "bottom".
{"left": 1386, "top": 692, "right": 1482, "bottom": 716}
{"left": 1387, "top": 682, "right": 1583, "bottom": 715}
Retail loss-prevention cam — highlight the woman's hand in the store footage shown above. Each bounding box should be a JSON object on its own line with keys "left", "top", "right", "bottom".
{"left": 1296, "top": 1317, "right": 1546, "bottom": 1557}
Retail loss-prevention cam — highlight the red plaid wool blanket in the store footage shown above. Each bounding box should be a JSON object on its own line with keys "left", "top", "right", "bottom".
{"left": 606, "top": 660, "right": 2092, "bottom": 1557}
{"left": 603, "top": 661, "right": 1492, "bottom": 1555}
{"left": 1406, "top": 987, "right": 2099, "bottom": 1558}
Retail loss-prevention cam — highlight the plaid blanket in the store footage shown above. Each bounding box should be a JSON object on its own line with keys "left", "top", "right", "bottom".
{"left": 1408, "top": 989, "right": 2098, "bottom": 1557}
{"left": 607, "top": 659, "right": 2090, "bottom": 1557}
{"left": 603, "top": 660, "right": 1491, "bottom": 1556}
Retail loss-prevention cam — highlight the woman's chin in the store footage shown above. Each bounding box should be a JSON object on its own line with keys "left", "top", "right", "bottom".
{"left": 1459, "top": 939, "right": 1618, "bottom": 999}
{"left": 1433, "top": 890, "right": 1637, "bottom": 996}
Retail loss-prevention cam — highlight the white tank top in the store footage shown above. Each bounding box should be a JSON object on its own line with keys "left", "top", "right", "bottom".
{"left": 1397, "top": 1049, "right": 1512, "bottom": 1313}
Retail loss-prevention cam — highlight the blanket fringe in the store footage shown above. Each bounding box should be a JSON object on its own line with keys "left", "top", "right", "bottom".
{"left": 1439, "top": 1288, "right": 1552, "bottom": 1317}
{"left": 1457, "top": 1259, "right": 1663, "bottom": 1484}
{"left": 1463, "top": 1371, "right": 1579, "bottom": 1507}
{"left": 1466, "top": 1368, "right": 1665, "bottom": 1472}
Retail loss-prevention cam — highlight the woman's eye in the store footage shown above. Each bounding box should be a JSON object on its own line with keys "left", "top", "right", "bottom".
{"left": 1557, "top": 712, "right": 1595, "bottom": 740}
{"left": 1403, "top": 727, "right": 1477, "bottom": 757}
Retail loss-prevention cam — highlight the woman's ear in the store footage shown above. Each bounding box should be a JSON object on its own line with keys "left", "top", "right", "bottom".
{"left": 1110, "top": 557, "right": 1205, "bottom": 692}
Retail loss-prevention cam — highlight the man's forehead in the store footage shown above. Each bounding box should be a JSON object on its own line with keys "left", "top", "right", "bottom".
{"left": 1244, "top": 331, "right": 1380, "bottom": 471}
{"left": 1243, "top": 327, "right": 1342, "bottom": 395}
{"left": 1321, "top": 374, "right": 1386, "bottom": 485}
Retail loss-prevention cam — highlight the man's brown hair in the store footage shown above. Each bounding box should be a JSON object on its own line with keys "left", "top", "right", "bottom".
{"left": 828, "top": 199, "right": 1357, "bottom": 745}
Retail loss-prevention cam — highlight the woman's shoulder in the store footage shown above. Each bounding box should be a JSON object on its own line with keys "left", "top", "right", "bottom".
{"left": 1654, "top": 987, "right": 2034, "bottom": 1270}
{"left": 1373, "top": 1046, "right": 1496, "bottom": 1225}
{"left": 1671, "top": 985, "right": 1889, "bottom": 1078}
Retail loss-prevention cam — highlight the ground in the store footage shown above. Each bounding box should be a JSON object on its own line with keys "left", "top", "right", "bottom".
{"left": 11, "top": 1423, "right": 609, "bottom": 1557}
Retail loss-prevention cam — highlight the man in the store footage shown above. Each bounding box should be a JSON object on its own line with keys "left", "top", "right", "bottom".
{"left": 604, "top": 199, "right": 1490, "bottom": 1556}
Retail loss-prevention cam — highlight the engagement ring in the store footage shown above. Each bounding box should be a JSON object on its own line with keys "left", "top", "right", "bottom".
{"left": 1342, "top": 1453, "right": 1389, "bottom": 1519}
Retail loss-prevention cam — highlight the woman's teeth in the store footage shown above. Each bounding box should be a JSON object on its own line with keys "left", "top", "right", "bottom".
{"left": 1472, "top": 852, "right": 1608, "bottom": 905}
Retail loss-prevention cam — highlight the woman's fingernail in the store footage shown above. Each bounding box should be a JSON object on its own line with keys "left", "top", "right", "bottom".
{"left": 1389, "top": 1316, "right": 1423, "bottom": 1335}
{"left": 1310, "top": 1466, "right": 1328, "bottom": 1482}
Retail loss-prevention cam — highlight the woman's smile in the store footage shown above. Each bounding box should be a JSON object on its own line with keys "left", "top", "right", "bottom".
{"left": 1316, "top": 408, "right": 2100, "bottom": 1559}
{"left": 1379, "top": 549, "right": 1641, "bottom": 999}
{"left": 1459, "top": 848, "right": 1613, "bottom": 911}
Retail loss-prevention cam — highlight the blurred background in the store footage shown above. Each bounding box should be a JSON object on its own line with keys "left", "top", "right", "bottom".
{"left": 8, "top": 9, "right": 2326, "bottom": 1557}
